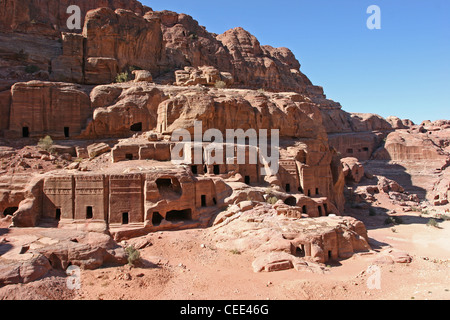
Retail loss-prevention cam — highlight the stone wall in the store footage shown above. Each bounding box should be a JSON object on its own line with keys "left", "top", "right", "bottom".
{"left": 109, "top": 174, "right": 144, "bottom": 225}
{"left": 8, "top": 81, "right": 91, "bottom": 138}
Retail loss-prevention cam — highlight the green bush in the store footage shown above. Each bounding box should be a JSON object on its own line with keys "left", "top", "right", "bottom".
{"left": 188, "top": 32, "right": 198, "bottom": 40}
{"left": 384, "top": 216, "right": 403, "bottom": 225}
{"left": 426, "top": 218, "right": 439, "bottom": 228}
{"left": 215, "top": 81, "right": 227, "bottom": 89}
{"left": 266, "top": 196, "right": 278, "bottom": 205}
{"left": 25, "top": 65, "right": 40, "bottom": 74}
{"left": 125, "top": 245, "right": 141, "bottom": 266}
{"left": 38, "top": 135, "right": 54, "bottom": 153}
{"left": 115, "top": 72, "right": 129, "bottom": 83}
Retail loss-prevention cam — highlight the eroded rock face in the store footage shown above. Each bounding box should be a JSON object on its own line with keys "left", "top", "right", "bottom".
{"left": 210, "top": 204, "right": 370, "bottom": 271}
{"left": 0, "top": 0, "right": 149, "bottom": 36}
{"left": 341, "top": 157, "right": 365, "bottom": 184}
{"left": 83, "top": 8, "right": 163, "bottom": 78}
{"left": 175, "top": 66, "right": 233, "bottom": 87}
{"left": 0, "top": 229, "right": 127, "bottom": 287}
{"left": 8, "top": 81, "right": 91, "bottom": 139}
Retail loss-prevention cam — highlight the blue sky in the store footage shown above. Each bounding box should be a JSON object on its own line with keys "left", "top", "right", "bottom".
{"left": 142, "top": 0, "right": 449, "bottom": 124}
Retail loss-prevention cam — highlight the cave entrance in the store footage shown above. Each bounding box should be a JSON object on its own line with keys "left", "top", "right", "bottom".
{"left": 22, "top": 127, "right": 29, "bottom": 138}
{"left": 156, "top": 178, "right": 182, "bottom": 197}
{"left": 302, "top": 205, "right": 307, "bottom": 214}
{"left": 125, "top": 154, "right": 133, "bottom": 160}
{"left": 284, "top": 197, "right": 296, "bottom": 206}
{"left": 152, "top": 212, "right": 163, "bottom": 226}
{"left": 318, "top": 206, "right": 323, "bottom": 216}
{"left": 213, "top": 165, "right": 220, "bottom": 175}
{"left": 64, "top": 127, "right": 70, "bottom": 138}
{"left": 130, "top": 122, "right": 143, "bottom": 132}
{"left": 3, "top": 207, "right": 18, "bottom": 217}
{"left": 296, "top": 245, "right": 305, "bottom": 258}
{"left": 191, "top": 165, "right": 198, "bottom": 175}
{"left": 323, "top": 203, "right": 328, "bottom": 215}
{"left": 122, "top": 212, "right": 129, "bottom": 225}
{"left": 245, "top": 176, "right": 250, "bottom": 185}
{"left": 86, "top": 206, "right": 93, "bottom": 219}
{"left": 285, "top": 184, "right": 291, "bottom": 193}
{"left": 166, "top": 209, "right": 192, "bottom": 222}
{"left": 201, "top": 195, "right": 207, "bottom": 207}
{"left": 55, "top": 208, "right": 61, "bottom": 221}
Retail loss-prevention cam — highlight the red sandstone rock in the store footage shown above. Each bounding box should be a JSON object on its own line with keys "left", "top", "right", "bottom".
{"left": 8, "top": 81, "right": 91, "bottom": 139}
{"left": 341, "top": 157, "right": 365, "bottom": 184}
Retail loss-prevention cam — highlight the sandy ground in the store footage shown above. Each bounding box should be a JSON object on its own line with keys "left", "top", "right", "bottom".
{"left": 71, "top": 219, "right": 449, "bottom": 301}
{"left": 1, "top": 193, "right": 449, "bottom": 301}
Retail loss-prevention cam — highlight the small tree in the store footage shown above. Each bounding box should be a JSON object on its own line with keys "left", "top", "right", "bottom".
{"left": 115, "top": 72, "right": 129, "bottom": 83}
{"left": 125, "top": 245, "right": 141, "bottom": 266}
{"left": 266, "top": 196, "right": 278, "bottom": 205}
{"left": 215, "top": 81, "right": 226, "bottom": 89}
{"left": 38, "top": 135, "right": 54, "bottom": 153}
{"left": 426, "top": 218, "right": 439, "bottom": 228}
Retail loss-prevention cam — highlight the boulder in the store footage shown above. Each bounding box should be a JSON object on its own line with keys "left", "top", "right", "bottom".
{"left": 0, "top": 254, "right": 51, "bottom": 287}
{"left": 133, "top": 70, "right": 153, "bottom": 83}
{"left": 87, "top": 143, "right": 111, "bottom": 158}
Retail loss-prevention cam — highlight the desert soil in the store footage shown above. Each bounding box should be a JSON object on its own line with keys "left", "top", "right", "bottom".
{"left": 1, "top": 204, "right": 448, "bottom": 301}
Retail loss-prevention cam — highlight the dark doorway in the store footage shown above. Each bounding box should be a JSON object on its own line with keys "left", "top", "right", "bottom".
{"left": 296, "top": 245, "right": 305, "bottom": 258}
{"left": 22, "top": 127, "right": 29, "bottom": 138}
{"left": 323, "top": 203, "right": 328, "bottom": 215}
{"left": 244, "top": 176, "right": 250, "bottom": 185}
{"left": 284, "top": 197, "right": 296, "bottom": 206}
{"left": 166, "top": 209, "right": 192, "bottom": 222}
{"left": 125, "top": 154, "right": 133, "bottom": 160}
{"left": 55, "top": 208, "right": 61, "bottom": 221}
{"left": 285, "top": 184, "right": 291, "bottom": 193}
{"left": 122, "top": 212, "right": 129, "bottom": 225}
{"left": 316, "top": 188, "right": 319, "bottom": 195}
{"left": 298, "top": 186, "right": 304, "bottom": 193}
{"left": 318, "top": 206, "right": 323, "bottom": 216}
{"left": 328, "top": 251, "right": 333, "bottom": 260}
{"left": 201, "top": 195, "right": 207, "bottom": 207}
{"left": 307, "top": 190, "right": 311, "bottom": 197}
{"left": 302, "top": 205, "right": 307, "bottom": 214}
{"left": 86, "top": 206, "right": 93, "bottom": 219}
{"left": 203, "top": 165, "right": 208, "bottom": 174}
{"left": 130, "top": 122, "right": 143, "bottom": 132}
{"left": 191, "top": 165, "right": 198, "bottom": 175}
{"left": 213, "top": 198, "right": 217, "bottom": 205}
{"left": 3, "top": 207, "right": 18, "bottom": 217}
{"left": 213, "top": 165, "right": 220, "bottom": 175}
{"left": 152, "top": 212, "right": 163, "bottom": 226}
{"left": 64, "top": 127, "right": 70, "bottom": 138}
